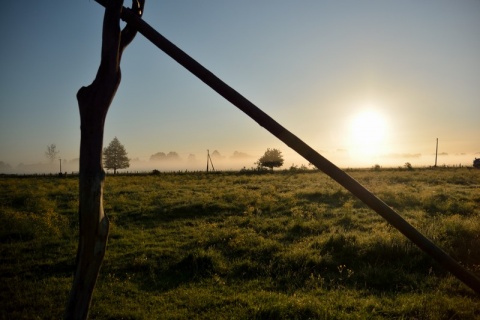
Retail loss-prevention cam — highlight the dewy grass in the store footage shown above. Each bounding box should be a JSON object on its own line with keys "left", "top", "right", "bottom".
{"left": 1, "top": 168, "right": 479, "bottom": 319}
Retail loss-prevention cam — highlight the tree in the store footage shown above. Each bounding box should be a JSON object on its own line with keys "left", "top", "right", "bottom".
{"left": 103, "top": 137, "right": 130, "bottom": 174}
{"left": 257, "top": 148, "right": 284, "bottom": 170}
{"left": 150, "top": 152, "right": 166, "bottom": 161}
{"left": 166, "top": 151, "right": 181, "bottom": 161}
{"left": 150, "top": 151, "right": 181, "bottom": 162}
{"left": 473, "top": 158, "right": 480, "bottom": 169}
{"left": 45, "top": 143, "right": 60, "bottom": 163}
{"left": 211, "top": 150, "right": 223, "bottom": 159}
{"left": 0, "top": 161, "right": 11, "bottom": 172}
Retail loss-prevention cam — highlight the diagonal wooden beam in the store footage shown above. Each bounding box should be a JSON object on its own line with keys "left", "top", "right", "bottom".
{"left": 94, "top": 0, "right": 480, "bottom": 294}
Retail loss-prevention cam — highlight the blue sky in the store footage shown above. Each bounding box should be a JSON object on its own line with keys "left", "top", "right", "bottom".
{"left": 1, "top": 1, "right": 479, "bottom": 172}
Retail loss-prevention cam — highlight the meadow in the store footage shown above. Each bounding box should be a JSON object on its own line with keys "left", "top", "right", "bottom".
{"left": 1, "top": 167, "right": 479, "bottom": 319}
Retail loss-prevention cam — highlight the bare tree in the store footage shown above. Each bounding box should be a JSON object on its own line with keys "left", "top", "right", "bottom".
{"left": 65, "top": 1, "right": 144, "bottom": 319}
{"left": 45, "top": 143, "right": 60, "bottom": 163}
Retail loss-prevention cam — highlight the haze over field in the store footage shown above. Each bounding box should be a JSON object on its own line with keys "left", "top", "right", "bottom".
{"left": 1, "top": 1, "right": 479, "bottom": 173}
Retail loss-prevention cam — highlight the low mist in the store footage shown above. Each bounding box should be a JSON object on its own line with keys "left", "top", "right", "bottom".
{"left": 1, "top": 151, "right": 478, "bottom": 175}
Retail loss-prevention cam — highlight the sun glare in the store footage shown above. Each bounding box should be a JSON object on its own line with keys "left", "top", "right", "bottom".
{"left": 348, "top": 108, "right": 388, "bottom": 160}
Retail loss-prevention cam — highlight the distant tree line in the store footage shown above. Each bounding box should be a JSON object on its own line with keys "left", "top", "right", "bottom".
{"left": 150, "top": 151, "right": 181, "bottom": 161}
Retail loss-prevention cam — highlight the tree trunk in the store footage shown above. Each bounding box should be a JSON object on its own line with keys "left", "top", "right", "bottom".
{"left": 65, "top": 1, "right": 143, "bottom": 319}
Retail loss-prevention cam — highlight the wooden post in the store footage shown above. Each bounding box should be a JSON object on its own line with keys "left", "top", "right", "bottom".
{"left": 65, "top": 1, "right": 144, "bottom": 319}
{"left": 206, "top": 150, "right": 210, "bottom": 172}
{"left": 206, "top": 150, "right": 215, "bottom": 172}
{"left": 435, "top": 138, "right": 438, "bottom": 167}
{"left": 93, "top": 0, "right": 480, "bottom": 294}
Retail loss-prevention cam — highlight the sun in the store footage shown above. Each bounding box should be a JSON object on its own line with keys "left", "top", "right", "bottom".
{"left": 348, "top": 108, "right": 388, "bottom": 159}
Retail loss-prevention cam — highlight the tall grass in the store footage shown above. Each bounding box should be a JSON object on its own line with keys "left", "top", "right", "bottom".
{"left": 1, "top": 168, "right": 479, "bottom": 319}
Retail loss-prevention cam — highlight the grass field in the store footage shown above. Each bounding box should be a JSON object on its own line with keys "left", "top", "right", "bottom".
{"left": 1, "top": 167, "right": 479, "bottom": 319}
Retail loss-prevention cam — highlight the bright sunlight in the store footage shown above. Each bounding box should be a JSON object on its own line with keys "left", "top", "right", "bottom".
{"left": 348, "top": 107, "right": 388, "bottom": 160}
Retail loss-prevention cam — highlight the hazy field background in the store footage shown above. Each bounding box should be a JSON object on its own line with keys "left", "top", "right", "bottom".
{"left": 1, "top": 168, "right": 479, "bottom": 319}
{"left": 1, "top": 150, "right": 478, "bottom": 174}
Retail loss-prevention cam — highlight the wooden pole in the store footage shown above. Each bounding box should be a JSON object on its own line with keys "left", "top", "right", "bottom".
{"left": 66, "top": 1, "right": 144, "bottom": 319}
{"left": 94, "top": 0, "right": 480, "bottom": 294}
{"left": 209, "top": 152, "right": 215, "bottom": 172}
{"left": 206, "top": 150, "right": 209, "bottom": 172}
{"left": 435, "top": 138, "right": 438, "bottom": 167}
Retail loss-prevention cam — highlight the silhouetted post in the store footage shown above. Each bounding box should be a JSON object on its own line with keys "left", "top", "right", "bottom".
{"left": 206, "top": 150, "right": 210, "bottom": 172}
{"left": 435, "top": 138, "right": 438, "bottom": 167}
{"left": 206, "top": 150, "right": 215, "bottom": 172}
{"left": 59, "top": 158, "right": 62, "bottom": 174}
{"left": 65, "top": 1, "right": 144, "bottom": 319}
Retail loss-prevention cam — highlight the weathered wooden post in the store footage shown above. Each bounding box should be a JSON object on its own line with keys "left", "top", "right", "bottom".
{"left": 65, "top": 1, "right": 144, "bottom": 319}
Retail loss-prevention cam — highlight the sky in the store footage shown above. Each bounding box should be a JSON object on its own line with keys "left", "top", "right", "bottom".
{"left": 1, "top": 1, "right": 479, "bottom": 173}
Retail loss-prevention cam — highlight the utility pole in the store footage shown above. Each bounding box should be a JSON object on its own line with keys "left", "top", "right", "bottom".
{"left": 435, "top": 138, "right": 438, "bottom": 167}
{"left": 59, "top": 158, "right": 62, "bottom": 174}
{"left": 206, "top": 150, "right": 215, "bottom": 172}
{"left": 206, "top": 150, "right": 209, "bottom": 172}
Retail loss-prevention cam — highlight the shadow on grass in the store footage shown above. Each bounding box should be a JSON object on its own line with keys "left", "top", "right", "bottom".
{"left": 31, "top": 259, "right": 75, "bottom": 280}
{"left": 108, "top": 249, "right": 223, "bottom": 293}
{"left": 111, "top": 203, "right": 236, "bottom": 229}
{"left": 111, "top": 231, "right": 448, "bottom": 295}
{"left": 296, "top": 191, "right": 349, "bottom": 208}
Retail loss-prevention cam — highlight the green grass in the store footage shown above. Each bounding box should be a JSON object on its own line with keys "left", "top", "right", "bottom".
{"left": 1, "top": 168, "right": 479, "bottom": 319}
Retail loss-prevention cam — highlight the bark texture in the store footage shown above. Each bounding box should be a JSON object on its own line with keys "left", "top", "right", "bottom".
{"left": 65, "top": 1, "right": 143, "bottom": 319}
